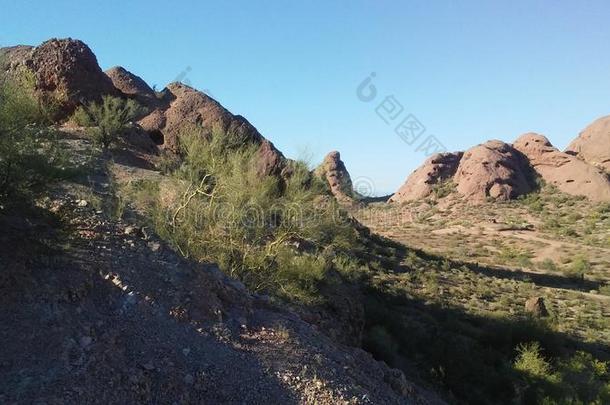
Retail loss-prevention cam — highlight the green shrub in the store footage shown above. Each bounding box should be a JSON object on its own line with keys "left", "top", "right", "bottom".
{"left": 73, "top": 95, "right": 143, "bottom": 148}
{"left": 564, "top": 256, "right": 590, "bottom": 280}
{"left": 122, "top": 125, "right": 355, "bottom": 303}
{"left": 514, "top": 342, "right": 551, "bottom": 378}
{"left": 0, "top": 78, "right": 73, "bottom": 203}
{"left": 539, "top": 259, "right": 558, "bottom": 272}
{"left": 514, "top": 345, "right": 610, "bottom": 404}
{"left": 431, "top": 180, "right": 455, "bottom": 199}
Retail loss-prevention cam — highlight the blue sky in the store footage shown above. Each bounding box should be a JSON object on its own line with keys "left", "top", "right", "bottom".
{"left": 2, "top": 1, "right": 610, "bottom": 195}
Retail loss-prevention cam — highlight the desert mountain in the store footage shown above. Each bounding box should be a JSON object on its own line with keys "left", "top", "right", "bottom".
{"left": 390, "top": 129, "right": 610, "bottom": 204}
{"left": 0, "top": 38, "right": 288, "bottom": 178}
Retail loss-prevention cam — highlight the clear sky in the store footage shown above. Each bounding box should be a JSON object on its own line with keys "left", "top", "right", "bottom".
{"left": 2, "top": 1, "right": 610, "bottom": 195}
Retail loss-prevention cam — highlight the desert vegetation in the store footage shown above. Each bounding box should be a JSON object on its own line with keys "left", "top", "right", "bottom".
{"left": 72, "top": 95, "right": 144, "bottom": 149}
{"left": 0, "top": 74, "right": 78, "bottom": 207}
{"left": 3, "top": 38, "right": 610, "bottom": 404}
{"left": 356, "top": 187, "right": 610, "bottom": 403}
{"left": 114, "top": 126, "right": 359, "bottom": 304}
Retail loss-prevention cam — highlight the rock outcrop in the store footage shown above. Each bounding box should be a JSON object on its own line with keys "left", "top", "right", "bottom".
{"left": 525, "top": 296, "right": 549, "bottom": 317}
{"left": 1, "top": 38, "right": 118, "bottom": 117}
{"left": 453, "top": 140, "right": 533, "bottom": 202}
{"left": 138, "top": 83, "right": 288, "bottom": 177}
{"left": 315, "top": 151, "right": 354, "bottom": 202}
{"left": 513, "top": 133, "right": 610, "bottom": 202}
{"left": 566, "top": 115, "right": 610, "bottom": 172}
{"left": 105, "top": 66, "right": 158, "bottom": 107}
{"left": 388, "top": 152, "right": 462, "bottom": 203}
{"left": 391, "top": 129, "right": 610, "bottom": 204}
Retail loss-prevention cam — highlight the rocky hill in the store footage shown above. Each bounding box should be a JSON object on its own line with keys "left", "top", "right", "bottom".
{"left": 389, "top": 128, "right": 610, "bottom": 204}
{"left": 0, "top": 38, "right": 442, "bottom": 404}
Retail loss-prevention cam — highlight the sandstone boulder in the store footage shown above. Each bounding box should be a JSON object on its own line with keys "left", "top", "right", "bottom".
{"left": 453, "top": 140, "right": 533, "bottom": 202}
{"left": 513, "top": 133, "right": 610, "bottom": 202}
{"left": 388, "top": 152, "right": 462, "bottom": 203}
{"left": 137, "top": 82, "right": 287, "bottom": 176}
{"left": 1, "top": 38, "right": 118, "bottom": 118}
{"left": 565, "top": 115, "right": 610, "bottom": 172}
{"left": 525, "top": 296, "right": 549, "bottom": 317}
{"left": 105, "top": 66, "right": 157, "bottom": 107}
{"left": 315, "top": 151, "right": 354, "bottom": 201}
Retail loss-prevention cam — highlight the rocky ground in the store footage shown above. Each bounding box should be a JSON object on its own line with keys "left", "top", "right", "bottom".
{"left": 0, "top": 132, "right": 441, "bottom": 405}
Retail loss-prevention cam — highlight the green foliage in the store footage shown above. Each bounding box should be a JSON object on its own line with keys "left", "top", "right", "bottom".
{"left": 123, "top": 126, "right": 355, "bottom": 304}
{"left": 564, "top": 255, "right": 590, "bottom": 280}
{"left": 431, "top": 180, "right": 456, "bottom": 199}
{"left": 514, "top": 341, "right": 551, "bottom": 377}
{"left": 0, "top": 78, "right": 74, "bottom": 204}
{"left": 539, "top": 258, "right": 558, "bottom": 272}
{"left": 498, "top": 245, "right": 533, "bottom": 268}
{"left": 514, "top": 343, "right": 610, "bottom": 404}
{"left": 73, "top": 95, "right": 143, "bottom": 148}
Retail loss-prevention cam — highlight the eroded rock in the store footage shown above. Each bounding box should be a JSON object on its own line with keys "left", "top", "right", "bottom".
{"left": 453, "top": 140, "right": 533, "bottom": 202}
{"left": 315, "top": 151, "right": 354, "bottom": 202}
{"left": 388, "top": 152, "right": 463, "bottom": 203}
{"left": 525, "top": 296, "right": 549, "bottom": 317}
{"left": 566, "top": 115, "right": 610, "bottom": 172}
{"left": 513, "top": 133, "right": 610, "bottom": 202}
{"left": 1, "top": 38, "right": 119, "bottom": 118}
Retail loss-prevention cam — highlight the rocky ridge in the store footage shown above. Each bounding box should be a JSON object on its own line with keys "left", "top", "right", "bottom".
{"left": 390, "top": 127, "right": 610, "bottom": 204}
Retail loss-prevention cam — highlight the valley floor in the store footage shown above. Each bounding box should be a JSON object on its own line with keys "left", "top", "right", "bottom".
{"left": 354, "top": 193, "right": 610, "bottom": 352}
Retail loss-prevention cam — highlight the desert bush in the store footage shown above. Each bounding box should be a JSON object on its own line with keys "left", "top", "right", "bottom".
{"left": 514, "top": 344, "right": 610, "bottom": 404}
{"left": 122, "top": 125, "right": 355, "bottom": 303}
{"left": 539, "top": 259, "right": 558, "bottom": 272}
{"left": 0, "top": 78, "right": 73, "bottom": 203}
{"left": 73, "top": 95, "right": 143, "bottom": 148}
{"left": 431, "top": 180, "right": 455, "bottom": 199}
{"left": 514, "top": 341, "right": 551, "bottom": 378}
{"left": 564, "top": 255, "right": 590, "bottom": 281}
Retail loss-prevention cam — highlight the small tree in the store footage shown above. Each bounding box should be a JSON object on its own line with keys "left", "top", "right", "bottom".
{"left": 74, "top": 95, "right": 143, "bottom": 149}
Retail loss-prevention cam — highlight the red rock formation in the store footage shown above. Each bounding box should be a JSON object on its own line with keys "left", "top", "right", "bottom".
{"left": 388, "top": 152, "right": 462, "bottom": 203}
{"left": 566, "top": 115, "right": 610, "bottom": 172}
{"left": 315, "top": 151, "right": 354, "bottom": 202}
{"left": 453, "top": 140, "right": 533, "bottom": 202}
{"left": 1, "top": 38, "right": 118, "bottom": 118}
{"left": 105, "top": 66, "right": 158, "bottom": 107}
{"left": 137, "top": 83, "right": 287, "bottom": 176}
{"left": 513, "top": 133, "right": 610, "bottom": 202}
